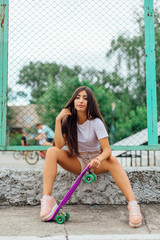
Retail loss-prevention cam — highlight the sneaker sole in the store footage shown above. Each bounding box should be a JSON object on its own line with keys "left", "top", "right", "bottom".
{"left": 41, "top": 204, "right": 58, "bottom": 222}
{"left": 129, "top": 220, "right": 142, "bottom": 228}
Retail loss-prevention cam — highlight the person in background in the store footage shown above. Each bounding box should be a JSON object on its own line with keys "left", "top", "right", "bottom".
{"left": 37, "top": 129, "right": 47, "bottom": 158}
{"left": 21, "top": 132, "right": 27, "bottom": 146}
{"left": 35, "top": 124, "right": 54, "bottom": 146}
{"left": 37, "top": 129, "right": 47, "bottom": 146}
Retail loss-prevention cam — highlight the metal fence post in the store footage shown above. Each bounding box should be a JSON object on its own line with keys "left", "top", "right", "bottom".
{"left": 144, "top": 0, "right": 158, "bottom": 145}
{"left": 0, "top": 0, "right": 9, "bottom": 147}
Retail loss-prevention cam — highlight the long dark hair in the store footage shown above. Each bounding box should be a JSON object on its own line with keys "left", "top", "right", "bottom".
{"left": 62, "top": 86, "right": 106, "bottom": 156}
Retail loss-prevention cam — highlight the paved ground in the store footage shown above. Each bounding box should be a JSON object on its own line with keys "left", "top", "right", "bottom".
{"left": 0, "top": 204, "right": 160, "bottom": 239}
{"left": 0, "top": 151, "right": 44, "bottom": 169}
{"left": 1, "top": 150, "right": 160, "bottom": 169}
{"left": 0, "top": 151, "right": 160, "bottom": 239}
{"left": 1, "top": 237, "right": 160, "bottom": 240}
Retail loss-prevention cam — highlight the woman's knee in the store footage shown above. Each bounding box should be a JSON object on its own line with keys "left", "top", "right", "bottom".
{"left": 46, "top": 146, "right": 61, "bottom": 157}
{"left": 107, "top": 155, "right": 120, "bottom": 167}
{"left": 99, "top": 156, "right": 119, "bottom": 173}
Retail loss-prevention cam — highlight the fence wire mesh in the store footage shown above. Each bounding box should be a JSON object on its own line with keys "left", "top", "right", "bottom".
{"left": 7, "top": 0, "right": 160, "bottom": 150}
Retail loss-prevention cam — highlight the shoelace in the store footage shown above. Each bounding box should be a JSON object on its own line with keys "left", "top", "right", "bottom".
{"left": 41, "top": 199, "right": 46, "bottom": 211}
{"left": 129, "top": 203, "right": 139, "bottom": 216}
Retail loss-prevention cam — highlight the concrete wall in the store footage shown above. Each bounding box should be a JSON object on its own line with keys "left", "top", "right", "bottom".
{"left": 0, "top": 167, "right": 160, "bottom": 206}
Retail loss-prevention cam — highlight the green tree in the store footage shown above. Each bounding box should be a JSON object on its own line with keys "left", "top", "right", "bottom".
{"left": 115, "top": 106, "right": 147, "bottom": 141}
{"left": 106, "top": 9, "right": 160, "bottom": 115}
{"left": 103, "top": 8, "right": 160, "bottom": 143}
{"left": 17, "top": 61, "right": 82, "bottom": 103}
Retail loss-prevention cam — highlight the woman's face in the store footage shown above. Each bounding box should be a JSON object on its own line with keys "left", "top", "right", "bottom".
{"left": 74, "top": 90, "right": 88, "bottom": 113}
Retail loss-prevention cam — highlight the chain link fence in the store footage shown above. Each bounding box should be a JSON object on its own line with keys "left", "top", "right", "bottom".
{"left": 5, "top": 0, "right": 160, "bottom": 163}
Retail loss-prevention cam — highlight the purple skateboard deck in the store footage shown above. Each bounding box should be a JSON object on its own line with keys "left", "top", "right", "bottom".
{"left": 47, "top": 164, "right": 91, "bottom": 221}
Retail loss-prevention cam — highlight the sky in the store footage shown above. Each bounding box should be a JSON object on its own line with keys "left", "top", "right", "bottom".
{"left": 8, "top": 0, "right": 150, "bottom": 105}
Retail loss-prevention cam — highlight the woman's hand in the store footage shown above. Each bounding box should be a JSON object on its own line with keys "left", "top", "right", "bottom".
{"left": 56, "top": 108, "right": 72, "bottom": 121}
{"left": 89, "top": 158, "right": 101, "bottom": 169}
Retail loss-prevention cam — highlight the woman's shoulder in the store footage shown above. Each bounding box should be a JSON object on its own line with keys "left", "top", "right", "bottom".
{"left": 90, "top": 118, "right": 104, "bottom": 125}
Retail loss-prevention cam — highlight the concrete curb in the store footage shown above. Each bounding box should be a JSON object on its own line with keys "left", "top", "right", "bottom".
{"left": 1, "top": 235, "right": 160, "bottom": 240}
{"left": 0, "top": 167, "right": 160, "bottom": 206}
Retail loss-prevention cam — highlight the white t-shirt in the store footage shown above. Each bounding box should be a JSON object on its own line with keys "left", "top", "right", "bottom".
{"left": 77, "top": 118, "right": 108, "bottom": 152}
{"left": 38, "top": 129, "right": 46, "bottom": 145}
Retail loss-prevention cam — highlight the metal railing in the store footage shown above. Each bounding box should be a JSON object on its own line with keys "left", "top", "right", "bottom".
{"left": 117, "top": 150, "right": 160, "bottom": 167}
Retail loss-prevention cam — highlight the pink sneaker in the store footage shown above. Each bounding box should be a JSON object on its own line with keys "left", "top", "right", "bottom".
{"left": 128, "top": 201, "right": 142, "bottom": 228}
{"left": 40, "top": 196, "right": 58, "bottom": 221}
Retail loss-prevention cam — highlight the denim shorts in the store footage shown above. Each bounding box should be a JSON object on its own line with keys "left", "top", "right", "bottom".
{"left": 77, "top": 150, "right": 101, "bottom": 173}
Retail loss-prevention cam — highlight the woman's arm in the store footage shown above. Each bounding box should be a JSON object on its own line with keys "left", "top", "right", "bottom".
{"left": 54, "top": 118, "right": 66, "bottom": 148}
{"left": 89, "top": 137, "right": 112, "bottom": 169}
{"left": 54, "top": 108, "right": 71, "bottom": 149}
{"left": 96, "top": 137, "right": 112, "bottom": 162}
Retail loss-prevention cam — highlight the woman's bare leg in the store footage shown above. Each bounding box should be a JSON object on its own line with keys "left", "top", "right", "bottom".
{"left": 43, "top": 146, "right": 81, "bottom": 196}
{"left": 95, "top": 156, "right": 135, "bottom": 201}
{"left": 43, "top": 147, "right": 135, "bottom": 201}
